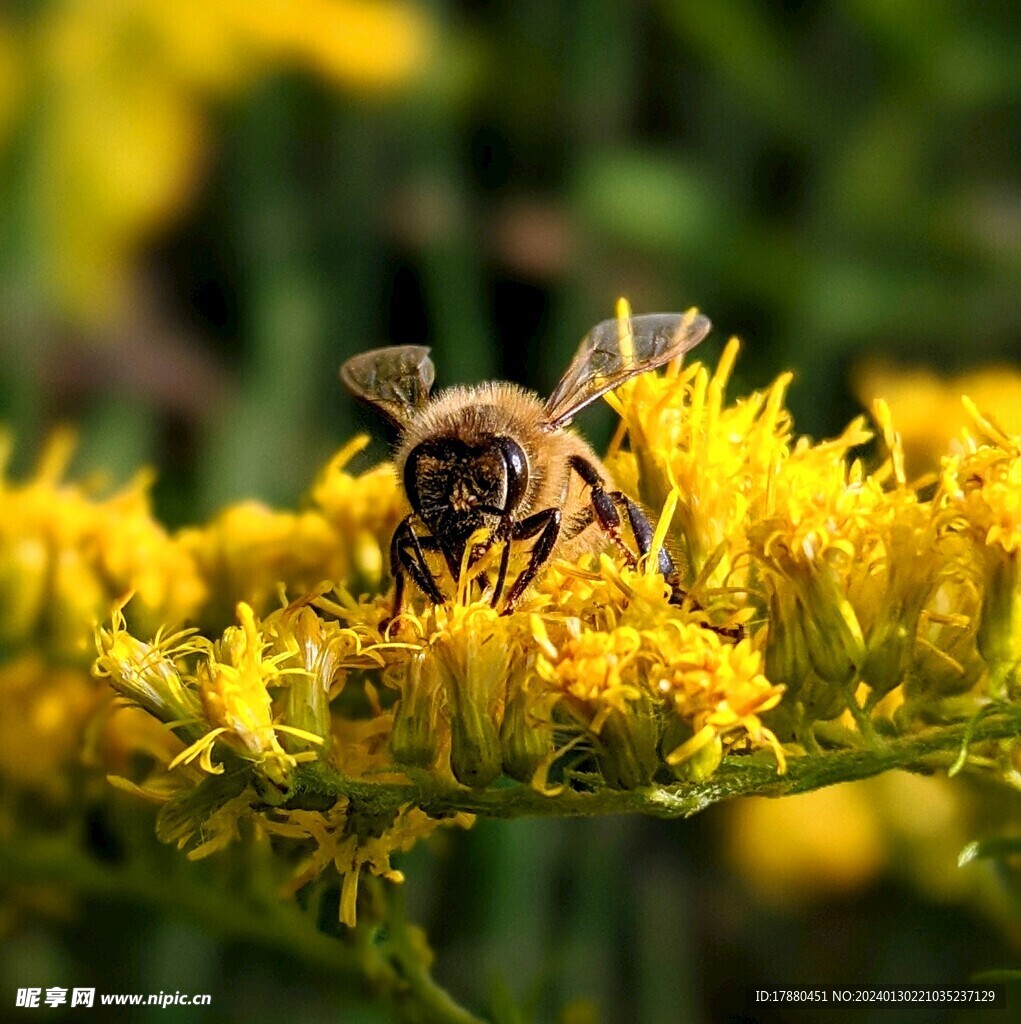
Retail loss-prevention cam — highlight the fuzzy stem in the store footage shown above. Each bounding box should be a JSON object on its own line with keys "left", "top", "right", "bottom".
{"left": 292, "top": 712, "right": 1021, "bottom": 821}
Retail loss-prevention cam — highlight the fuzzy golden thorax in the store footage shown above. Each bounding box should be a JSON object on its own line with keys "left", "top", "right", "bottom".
{"left": 395, "top": 382, "right": 610, "bottom": 559}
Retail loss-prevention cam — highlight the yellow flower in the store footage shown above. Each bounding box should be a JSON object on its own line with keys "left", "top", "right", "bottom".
{"left": 726, "top": 784, "right": 888, "bottom": 905}
{"left": 11, "top": 0, "right": 434, "bottom": 320}
{"left": 726, "top": 774, "right": 973, "bottom": 906}
{"left": 530, "top": 563, "right": 786, "bottom": 787}
{"left": 939, "top": 406, "right": 1021, "bottom": 692}
{"left": 610, "top": 332, "right": 793, "bottom": 592}
{"left": 309, "top": 435, "right": 405, "bottom": 594}
{"left": 387, "top": 597, "right": 519, "bottom": 788}
{"left": 181, "top": 603, "right": 318, "bottom": 789}
{"left": 264, "top": 598, "right": 384, "bottom": 755}
{"left": 0, "top": 15, "right": 23, "bottom": 151}
{"left": 265, "top": 799, "right": 472, "bottom": 928}
{"left": 180, "top": 438, "right": 403, "bottom": 629}
{"left": 746, "top": 410, "right": 946, "bottom": 725}
{"left": 657, "top": 634, "right": 786, "bottom": 774}
{"left": 178, "top": 502, "right": 340, "bottom": 628}
{"left": 855, "top": 360, "right": 1021, "bottom": 475}
{"left": 0, "top": 432, "right": 205, "bottom": 663}
{"left": 94, "top": 604, "right": 203, "bottom": 726}
{"left": 0, "top": 655, "right": 100, "bottom": 799}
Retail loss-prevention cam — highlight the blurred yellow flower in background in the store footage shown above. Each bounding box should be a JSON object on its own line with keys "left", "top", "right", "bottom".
{"left": 0, "top": 654, "right": 101, "bottom": 800}
{"left": 855, "top": 361, "right": 1021, "bottom": 477}
{"left": 3, "top": 0, "right": 433, "bottom": 321}
{"left": 725, "top": 773, "right": 973, "bottom": 907}
{"left": 0, "top": 429, "right": 205, "bottom": 663}
{"left": 0, "top": 16, "right": 23, "bottom": 150}
{"left": 179, "top": 434, "right": 403, "bottom": 629}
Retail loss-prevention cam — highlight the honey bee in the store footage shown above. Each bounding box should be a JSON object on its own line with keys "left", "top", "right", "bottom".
{"left": 340, "top": 310, "right": 711, "bottom": 620}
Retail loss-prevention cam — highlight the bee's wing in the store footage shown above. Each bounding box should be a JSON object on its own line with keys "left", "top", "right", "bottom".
{"left": 340, "top": 346, "right": 435, "bottom": 427}
{"left": 543, "top": 311, "right": 711, "bottom": 427}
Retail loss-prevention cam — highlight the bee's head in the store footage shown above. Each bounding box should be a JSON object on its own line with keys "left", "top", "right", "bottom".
{"left": 403, "top": 435, "right": 529, "bottom": 536}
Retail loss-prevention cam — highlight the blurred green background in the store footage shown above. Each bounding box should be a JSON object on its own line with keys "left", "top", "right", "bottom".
{"left": 0, "top": 1, "right": 1019, "bottom": 1022}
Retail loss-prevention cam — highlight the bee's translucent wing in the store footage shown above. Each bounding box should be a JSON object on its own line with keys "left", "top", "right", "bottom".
{"left": 543, "top": 311, "right": 711, "bottom": 427}
{"left": 340, "top": 346, "right": 435, "bottom": 427}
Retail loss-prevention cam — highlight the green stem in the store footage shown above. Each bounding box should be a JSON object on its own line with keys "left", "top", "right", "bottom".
{"left": 0, "top": 836, "right": 486, "bottom": 1024}
{"left": 369, "top": 885, "right": 489, "bottom": 1024}
{"left": 294, "top": 713, "right": 1021, "bottom": 821}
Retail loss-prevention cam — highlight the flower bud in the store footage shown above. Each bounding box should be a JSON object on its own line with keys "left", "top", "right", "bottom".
{"left": 500, "top": 663, "right": 551, "bottom": 784}
{"left": 664, "top": 722, "right": 722, "bottom": 782}
{"left": 94, "top": 610, "right": 201, "bottom": 726}
{"left": 861, "top": 607, "right": 917, "bottom": 699}
{"left": 444, "top": 611, "right": 509, "bottom": 788}
{"left": 594, "top": 696, "right": 660, "bottom": 790}
{"left": 279, "top": 607, "right": 337, "bottom": 757}
{"left": 389, "top": 652, "right": 444, "bottom": 771}
{"left": 764, "top": 588, "right": 811, "bottom": 699}
{"left": 449, "top": 677, "right": 502, "bottom": 788}
{"left": 799, "top": 564, "right": 865, "bottom": 686}
{"left": 798, "top": 672, "right": 847, "bottom": 722}
{"left": 976, "top": 552, "right": 1021, "bottom": 695}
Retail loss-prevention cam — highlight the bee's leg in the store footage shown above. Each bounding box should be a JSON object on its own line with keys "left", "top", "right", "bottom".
{"left": 501, "top": 509, "right": 562, "bottom": 614}
{"left": 434, "top": 538, "right": 462, "bottom": 583}
{"left": 610, "top": 493, "right": 675, "bottom": 578}
{"left": 490, "top": 522, "right": 514, "bottom": 607}
{"left": 390, "top": 516, "right": 445, "bottom": 615}
{"left": 609, "top": 491, "right": 689, "bottom": 601}
{"left": 562, "top": 506, "right": 594, "bottom": 539}
{"left": 609, "top": 493, "right": 743, "bottom": 639}
{"left": 568, "top": 456, "right": 638, "bottom": 566}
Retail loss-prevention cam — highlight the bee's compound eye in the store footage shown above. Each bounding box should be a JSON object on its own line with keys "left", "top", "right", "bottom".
{"left": 494, "top": 436, "right": 529, "bottom": 512}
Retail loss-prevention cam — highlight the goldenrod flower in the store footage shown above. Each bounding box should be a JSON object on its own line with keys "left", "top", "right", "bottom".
{"left": 0, "top": 432, "right": 204, "bottom": 663}
{"left": 746, "top": 405, "right": 953, "bottom": 735}
{"left": 178, "top": 503, "right": 340, "bottom": 629}
{"left": 530, "top": 561, "right": 785, "bottom": 787}
{"left": 265, "top": 800, "right": 472, "bottom": 928}
{"left": 609, "top": 335, "right": 793, "bottom": 592}
{"left": 94, "top": 605, "right": 202, "bottom": 727}
{"left": 386, "top": 594, "right": 519, "bottom": 788}
{"left": 939, "top": 405, "right": 1021, "bottom": 694}
{"left": 856, "top": 360, "right": 1021, "bottom": 475}
{"left": 180, "top": 438, "right": 402, "bottom": 630}
{"left": 184, "top": 603, "right": 327, "bottom": 790}
{"left": 309, "top": 435, "right": 405, "bottom": 594}
{"left": 0, "top": 655, "right": 99, "bottom": 799}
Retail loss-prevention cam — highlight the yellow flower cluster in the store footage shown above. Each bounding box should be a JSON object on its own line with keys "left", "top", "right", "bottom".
{"left": 856, "top": 360, "right": 1021, "bottom": 476}
{"left": 0, "top": 0, "right": 433, "bottom": 319}
{"left": 0, "top": 430, "right": 204, "bottom": 663}
{"left": 0, "top": 431, "right": 203, "bottom": 802}
{"left": 91, "top": 336, "right": 1021, "bottom": 919}
{"left": 179, "top": 436, "right": 403, "bottom": 629}
{"left": 605, "top": 337, "right": 792, "bottom": 592}
{"left": 3, "top": 320, "right": 1017, "bottom": 922}
{"left": 0, "top": 428, "right": 397, "bottom": 807}
{"left": 95, "top": 595, "right": 470, "bottom": 926}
